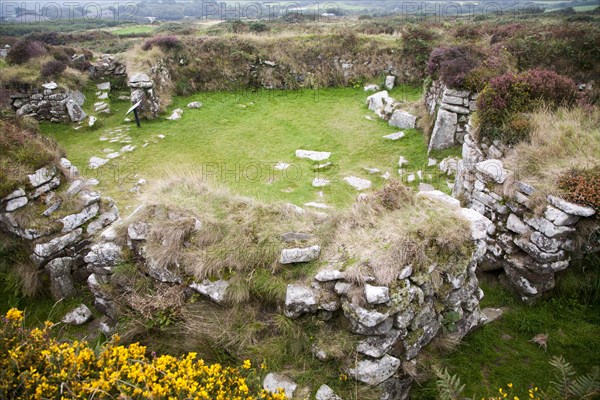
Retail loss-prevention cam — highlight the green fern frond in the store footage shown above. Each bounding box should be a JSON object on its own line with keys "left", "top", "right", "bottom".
{"left": 433, "top": 365, "right": 466, "bottom": 400}
{"left": 568, "top": 366, "right": 600, "bottom": 399}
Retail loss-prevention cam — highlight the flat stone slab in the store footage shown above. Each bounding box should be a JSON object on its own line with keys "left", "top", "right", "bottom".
{"left": 383, "top": 131, "right": 405, "bottom": 140}
{"left": 274, "top": 162, "right": 290, "bottom": 170}
{"left": 62, "top": 304, "right": 93, "bottom": 325}
{"left": 263, "top": 373, "right": 297, "bottom": 398}
{"left": 304, "top": 202, "right": 329, "bottom": 209}
{"left": 389, "top": 109, "right": 417, "bottom": 129}
{"left": 296, "top": 149, "right": 331, "bottom": 161}
{"left": 312, "top": 178, "right": 330, "bottom": 187}
{"left": 418, "top": 190, "right": 460, "bottom": 208}
{"left": 280, "top": 245, "right": 321, "bottom": 264}
{"left": 476, "top": 159, "right": 509, "bottom": 184}
{"left": 89, "top": 157, "right": 108, "bottom": 169}
{"left": 344, "top": 176, "right": 372, "bottom": 191}
{"left": 189, "top": 279, "right": 229, "bottom": 304}
{"left": 347, "top": 354, "right": 401, "bottom": 386}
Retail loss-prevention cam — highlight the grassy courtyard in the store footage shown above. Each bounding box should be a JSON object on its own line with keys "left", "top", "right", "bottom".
{"left": 41, "top": 85, "right": 456, "bottom": 211}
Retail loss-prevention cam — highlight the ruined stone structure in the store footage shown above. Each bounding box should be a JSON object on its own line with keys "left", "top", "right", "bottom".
{"left": 10, "top": 82, "right": 86, "bottom": 123}
{"left": 0, "top": 159, "right": 119, "bottom": 301}
{"left": 454, "top": 132, "right": 598, "bottom": 300}
{"left": 425, "top": 80, "right": 478, "bottom": 152}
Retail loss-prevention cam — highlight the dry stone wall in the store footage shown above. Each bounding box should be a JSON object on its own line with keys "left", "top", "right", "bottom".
{"left": 454, "top": 132, "right": 598, "bottom": 301}
{"left": 10, "top": 82, "right": 86, "bottom": 123}
{"left": 0, "top": 159, "right": 119, "bottom": 301}
{"left": 425, "top": 80, "right": 478, "bottom": 152}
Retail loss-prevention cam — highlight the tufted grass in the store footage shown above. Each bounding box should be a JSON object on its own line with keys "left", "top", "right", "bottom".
{"left": 39, "top": 85, "right": 458, "bottom": 213}
{"left": 411, "top": 274, "right": 600, "bottom": 399}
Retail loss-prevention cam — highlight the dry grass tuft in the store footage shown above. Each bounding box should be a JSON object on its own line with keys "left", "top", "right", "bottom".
{"left": 503, "top": 106, "right": 600, "bottom": 196}
{"left": 324, "top": 181, "right": 472, "bottom": 286}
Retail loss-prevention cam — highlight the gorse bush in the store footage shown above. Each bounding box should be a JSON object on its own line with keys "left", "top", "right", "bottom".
{"left": 476, "top": 69, "right": 579, "bottom": 144}
{"left": 0, "top": 308, "right": 287, "bottom": 400}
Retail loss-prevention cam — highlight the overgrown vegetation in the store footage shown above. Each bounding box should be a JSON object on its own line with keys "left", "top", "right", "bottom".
{"left": 0, "top": 118, "right": 62, "bottom": 197}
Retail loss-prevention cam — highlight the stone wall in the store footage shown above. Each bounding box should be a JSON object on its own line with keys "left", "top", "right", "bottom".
{"left": 0, "top": 159, "right": 119, "bottom": 301}
{"left": 425, "top": 80, "right": 478, "bottom": 152}
{"left": 454, "top": 132, "right": 598, "bottom": 301}
{"left": 10, "top": 82, "right": 86, "bottom": 123}
{"left": 82, "top": 190, "right": 496, "bottom": 399}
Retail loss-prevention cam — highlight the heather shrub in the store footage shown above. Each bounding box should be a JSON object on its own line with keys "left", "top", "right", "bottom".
{"left": 402, "top": 25, "right": 437, "bottom": 73}
{"left": 427, "top": 46, "right": 479, "bottom": 89}
{"left": 141, "top": 35, "right": 181, "bottom": 51}
{"left": 40, "top": 60, "right": 67, "bottom": 77}
{"left": 477, "top": 69, "right": 579, "bottom": 143}
{"left": 559, "top": 169, "right": 600, "bottom": 214}
{"left": 6, "top": 39, "right": 47, "bottom": 65}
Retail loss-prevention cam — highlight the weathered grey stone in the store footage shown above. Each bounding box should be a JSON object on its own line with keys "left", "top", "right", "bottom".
{"left": 42, "top": 81, "right": 58, "bottom": 90}
{"left": 380, "top": 375, "right": 413, "bottom": 400}
{"left": 530, "top": 231, "right": 562, "bottom": 253}
{"left": 506, "top": 213, "right": 530, "bottom": 235}
{"left": 442, "top": 94, "right": 465, "bottom": 105}
{"left": 394, "top": 307, "right": 416, "bottom": 329}
{"left": 364, "top": 84, "right": 380, "bottom": 92}
{"left": 343, "top": 301, "right": 390, "bottom": 328}
{"left": 84, "top": 242, "right": 122, "bottom": 269}
{"left": 440, "top": 103, "right": 470, "bottom": 114}
{"left": 347, "top": 355, "right": 401, "bottom": 386}
{"left": 547, "top": 195, "right": 595, "bottom": 217}
{"left": 280, "top": 245, "right": 320, "bottom": 264}
{"left": 42, "top": 200, "right": 62, "bottom": 217}
{"left": 429, "top": 109, "right": 457, "bottom": 151}
{"left": 87, "top": 206, "right": 119, "bottom": 235}
{"left": 295, "top": 149, "right": 331, "bottom": 161}
{"left": 523, "top": 216, "right": 575, "bottom": 238}
{"left": 475, "top": 159, "right": 508, "bottom": 184}
{"left": 66, "top": 99, "right": 87, "bottom": 122}
{"left": 389, "top": 110, "right": 418, "bottom": 129}
{"left": 366, "top": 90, "right": 391, "bottom": 113}
{"left": 34, "top": 228, "right": 82, "bottom": 259}
{"left": 2, "top": 188, "right": 26, "bottom": 202}
{"left": 187, "top": 101, "right": 203, "bottom": 109}
{"left": 365, "top": 284, "right": 390, "bottom": 304}
{"left": 544, "top": 205, "right": 580, "bottom": 226}
{"left": 5, "top": 196, "right": 28, "bottom": 212}
{"left": 418, "top": 190, "right": 460, "bottom": 208}
{"left": 167, "top": 108, "right": 183, "bottom": 120}
{"left": 89, "top": 157, "right": 108, "bottom": 169}
{"left": 458, "top": 208, "right": 492, "bottom": 241}
{"left": 383, "top": 131, "right": 405, "bottom": 140}
{"left": 128, "top": 73, "right": 152, "bottom": 88}
{"left": 312, "top": 344, "right": 330, "bottom": 362}
{"left": 385, "top": 75, "right": 395, "bottom": 90}
{"left": 315, "top": 269, "right": 345, "bottom": 282}
{"left": 344, "top": 176, "right": 372, "bottom": 191}
{"left": 263, "top": 373, "right": 297, "bottom": 398}
{"left": 403, "top": 319, "right": 441, "bottom": 360}
{"left": 514, "top": 238, "right": 565, "bottom": 263}
{"left": 146, "top": 259, "right": 182, "bottom": 284}
{"left": 60, "top": 203, "right": 99, "bottom": 233}
{"left": 127, "top": 222, "right": 148, "bottom": 241}
{"left": 66, "top": 180, "right": 85, "bottom": 196}
{"left": 285, "top": 284, "right": 317, "bottom": 318}
{"left": 62, "top": 304, "right": 93, "bottom": 325}
{"left": 97, "top": 82, "right": 111, "bottom": 91}
{"left": 80, "top": 191, "right": 101, "bottom": 207}
{"left": 334, "top": 281, "right": 352, "bottom": 295}
{"left": 28, "top": 166, "right": 55, "bottom": 188}
{"left": 444, "top": 88, "right": 470, "bottom": 98}
{"left": 357, "top": 329, "right": 401, "bottom": 358}
{"left": 45, "top": 257, "right": 76, "bottom": 299}
{"left": 30, "top": 176, "right": 60, "bottom": 199}
{"left": 481, "top": 307, "right": 503, "bottom": 324}
{"left": 315, "top": 384, "right": 342, "bottom": 400}
{"left": 190, "top": 279, "right": 229, "bottom": 304}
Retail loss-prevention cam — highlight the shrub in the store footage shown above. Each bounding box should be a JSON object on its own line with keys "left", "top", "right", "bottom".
{"left": 558, "top": 169, "right": 600, "bottom": 214}
{"left": 477, "top": 69, "right": 579, "bottom": 143}
{"left": 6, "top": 39, "right": 47, "bottom": 65}
{"left": 427, "top": 46, "right": 479, "bottom": 89}
{"left": 141, "top": 35, "right": 181, "bottom": 51}
{"left": 249, "top": 21, "right": 269, "bottom": 33}
{"left": 0, "top": 309, "right": 287, "bottom": 399}
{"left": 40, "top": 59, "right": 67, "bottom": 77}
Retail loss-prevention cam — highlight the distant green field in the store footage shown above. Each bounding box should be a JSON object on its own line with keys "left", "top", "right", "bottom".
{"left": 111, "top": 25, "right": 156, "bottom": 35}
{"left": 573, "top": 4, "right": 600, "bottom": 11}
{"left": 41, "top": 85, "right": 457, "bottom": 212}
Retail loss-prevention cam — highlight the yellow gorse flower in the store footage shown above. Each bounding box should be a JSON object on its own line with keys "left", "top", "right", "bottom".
{"left": 0, "top": 309, "right": 287, "bottom": 400}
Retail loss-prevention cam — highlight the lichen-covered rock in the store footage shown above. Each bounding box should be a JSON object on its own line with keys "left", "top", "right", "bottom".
{"left": 428, "top": 109, "right": 457, "bottom": 151}
{"left": 60, "top": 203, "right": 99, "bottom": 233}
{"left": 315, "top": 384, "right": 342, "bottom": 400}
{"left": 34, "top": 228, "right": 83, "bottom": 259}
{"left": 280, "top": 245, "right": 320, "bottom": 264}
{"left": 347, "top": 354, "right": 401, "bottom": 386}
{"left": 285, "top": 284, "right": 317, "bottom": 318}
{"left": 295, "top": 149, "right": 331, "bottom": 161}
{"left": 62, "top": 304, "right": 93, "bottom": 325}
{"left": 365, "top": 284, "right": 390, "bottom": 304}
{"left": 84, "top": 242, "right": 122, "bottom": 271}
{"left": 315, "top": 269, "right": 345, "bottom": 282}
{"left": 388, "top": 110, "right": 417, "bottom": 129}
{"left": 357, "top": 329, "right": 402, "bottom": 358}
{"left": 190, "top": 279, "right": 229, "bottom": 305}
{"left": 475, "top": 159, "right": 508, "bottom": 184}
{"left": 45, "top": 257, "right": 76, "bottom": 300}
{"left": 263, "top": 373, "right": 297, "bottom": 398}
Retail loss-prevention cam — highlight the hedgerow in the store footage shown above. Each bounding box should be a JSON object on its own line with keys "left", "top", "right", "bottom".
{"left": 0, "top": 308, "right": 287, "bottom": 400}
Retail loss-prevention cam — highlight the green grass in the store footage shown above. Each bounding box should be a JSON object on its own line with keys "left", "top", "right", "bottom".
{"left": 40, "top": 84, "right": 455, "bottom": 212}
{"left": 111, "top": 25, "right": 156, "bottom": 36}
{"left": 573, "top": 5, "right": 599, "bottom": 11}
{"left": 412, "top": 277, "right": 600, "bottom": 399}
